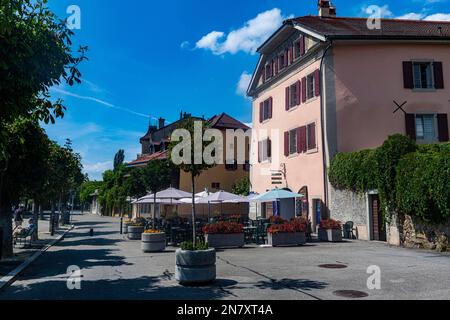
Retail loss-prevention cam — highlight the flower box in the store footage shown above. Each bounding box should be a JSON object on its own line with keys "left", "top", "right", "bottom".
{"left": 141, "top": 232, "right": 166, "bottom": 252}
{"left": 268, "top": 232, "right": 306, "bottom": 247}
{"left": 127, "top": 226, "right": 145, "bottom": 240}
{"left": 175, "top": 248, "right": 216, "bottom": 284}
{"left": 318, "top": 228, "right": 342, "bottom": 242}
{"left": 205, "top": 233, "right": 245, "bottom": 249}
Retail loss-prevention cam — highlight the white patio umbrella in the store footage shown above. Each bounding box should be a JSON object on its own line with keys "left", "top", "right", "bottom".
{"left": 154, "top": 187, "right": 192, "bottom": 199}
{"left": 252, "top": 189, "right": 303, "bottom": 202}
{"left": 197, "top": 191, "right": 248, "bottom": 219}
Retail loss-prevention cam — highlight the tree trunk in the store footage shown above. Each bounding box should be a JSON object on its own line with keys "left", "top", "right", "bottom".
{"left": 39, "top": 204, "right": 44, "bottom": 220}
{"left": 50, "top": 201, "right": 55, "bottom": 236}
{"left": 32, "top": 200, "right": 39, "bottom": 241}
{"left": 0, "top": 201, "right": 13, "bottom": 259}
{"left": 191, "top": 173, "right": 196, "bottom": 247}
{"left": 153, "top": 193, "right": 157, "bottom": 229}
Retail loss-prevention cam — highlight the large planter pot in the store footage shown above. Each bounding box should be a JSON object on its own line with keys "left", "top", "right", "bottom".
{"left": 268, "top": 232, "right": 306, "bottom": 247}
{"left": 141, "top": 233, "right": 166, "bottom": 252}
{"left": 318, "top": 228, "right": 343, "bottom": 242}
{"left": 127, "top": 226, "right": 145, "bottom": 240}
{"left": 205, "top": 233, "right": 244, "bottom": 249}
{"left": 175, "top": 249, "right": 216, "bottom": 284}
{"left": 122, "top": 222, "right": 131, "bottom": 234}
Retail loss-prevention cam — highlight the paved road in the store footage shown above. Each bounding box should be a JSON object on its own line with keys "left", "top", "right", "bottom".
{"left": 1, "top": 214, "right": 449, "bottom": 300}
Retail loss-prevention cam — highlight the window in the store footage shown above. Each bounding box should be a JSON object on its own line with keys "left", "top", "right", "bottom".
{"left": 415, "top": 114, "right": 436, "bottom": 141}
{"left": 225, "top": 160, "right": 238, "bottom": 171}
{"left": 211, "top": 183, "right": 221, "bottom": 190}
{"left": 289, "top": 83, "right": 298, "bottom": 107}
{"left": 413, "top": 62, "right": 433, "bottom": 89}
{"left": 265, "top": 64, "right": 272, "bottom": 80}
{"left": 260, "top": 98, "right": 272, "bottom": 122}
{"left": 279, "top": 53, "right": 286, "bottom": 70}
{"left": 306, "top": 73, "right": 315, "bottom": 100}
{"left": 289, "top": 129, "right": 298, "bottom": 155}
{"left": 294, "top": 40, "right": 302, "bottom": 59}
{"left": 259, "top": 139, "right": 271, "bottom": 162}
{"left": 307, "top": 123, "right": 317, "bottom": 150}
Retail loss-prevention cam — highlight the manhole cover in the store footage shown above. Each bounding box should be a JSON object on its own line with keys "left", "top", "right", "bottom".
{"left": 333, "top": 290, "right": 369, "bottom": 298}
{"left": 318, "top": 264, "right": 348, "bottom": 269}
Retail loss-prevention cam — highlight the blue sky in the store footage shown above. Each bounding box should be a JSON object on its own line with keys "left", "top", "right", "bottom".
{"left": 45, "top": 0, "right": 450, "bottom": 180}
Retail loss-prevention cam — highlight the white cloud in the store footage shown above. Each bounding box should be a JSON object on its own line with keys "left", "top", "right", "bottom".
{"left": 84, "top": 161, "right": 113, "bottom": 175}
{"left": 236, "top": 71, "right": 252, "bottom": 98}
{"left": 396, "top": 12, "right": 425, "bottom": 20}
{"left": 196, "top": 8, "right": 289, "bottom": 55}
{"left": 362, "top": 5, "right": 393, "bottom": 18}
{"left": 424, "top": 13, "right": 450, "bottom": 21}
{"left": 180, "top": 41, "right": 191, "bottom": 49}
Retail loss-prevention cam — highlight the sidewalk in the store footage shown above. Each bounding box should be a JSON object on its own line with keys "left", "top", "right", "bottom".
{"left": 0, "top": 217, "right": 71, "bottom": 278}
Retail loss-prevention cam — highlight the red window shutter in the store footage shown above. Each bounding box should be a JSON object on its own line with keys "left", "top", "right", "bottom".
{"left": 268, "top": 97, "right": 273, "bottom": 119}
{"left": 434, "top": 61, "right": 444, "bottom": 89}
{"left": 284, "top": 132, "right": 289, "bottom": 157}
{"left": 300, "top": 35, "right": 305, "bottom": 56}
{"left": 308, "top": 123, "right": 317, "bottom": 149}
{"left": 296, "top": 127, "right": 302, "bottom": 153}
{"left": 314, "top": 69, "right": 320, "bottom": 97}
{"left": 405, "top": 114, "right": 416, "bottom": 140}
{"left": 274, "top": 59, "right": 279, "bottom": 75}
{"left": 403, "top": 61, "right": 414, "bottom": 89}
{"left": 301, "top": 77, "right": 307, "bottom": 103}
{"left": 300, "top": 126, "right": 307, "bottom": 153}
{"left": 259, "top": 102, "right": 263, "bottom": 123}
{"left": 288, "top": 46, "right": 293, "bottom": 65}
{"left": 285, "top": 87, "right": 290, "bottom": 111}
{"left": 267, "top": 139, "right": 272, "bottom": 158}
{"left": 284, "top": 48, "right": 289, "bottom": 66}
{"left": 437, "top": 114, "right": 449, "bottom": 142}
{"left": 296, "top": 80, "right": 301, "bottom": 106}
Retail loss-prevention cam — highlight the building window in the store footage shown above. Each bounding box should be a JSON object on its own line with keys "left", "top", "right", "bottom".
{"left": 279, "top": 53, "right": 286, "bottom": 70}
{"left": 265, "top": 63, "right": 272, "bottom": 80}
{"left": 413, "top": 62, "right": 434, "bottom": 89}
{"left": 306, "top": 73, "right": 315, "bottom": 100}
{"left": 225, "top": 160, "right": 238, "bottom": 171}
{"left": 211, "top": 183, "right": 221, "bottom": 190}
{"left": 259, "top": 139, "right": 271, "bottom": 162}
{"left": 260, "top": 98, "right": 272, "bottom": 122}
{"left": 294, "top": 40, "right": 301, "bottom": 60}
{"left": 289, "top": 129, "right": 298, "bottom": 155}
{"left": 415, "top": 114, "right": 436, "bottom": 141}
{"left": 307, "top": 123, "right": 317, "bottom": 150}
{"left": 290, "top": 83, "right": 298, "bottom": 107}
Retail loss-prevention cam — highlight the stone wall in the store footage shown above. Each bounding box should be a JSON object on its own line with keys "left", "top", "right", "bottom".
{"left": 329, "top": 187, "right": 369, "bottom": 240}
{"left": 401, "top": 215, "right": 450, "bottom": 253}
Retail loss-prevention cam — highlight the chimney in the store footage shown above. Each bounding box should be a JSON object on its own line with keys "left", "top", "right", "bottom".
{"left": 318, "top": 0, "right": 336, "bottom": 17}
{"left": 158, "top": 118, "right": 165, "bottom": 129}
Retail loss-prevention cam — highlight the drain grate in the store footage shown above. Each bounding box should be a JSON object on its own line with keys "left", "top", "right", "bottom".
{"left": 333, "top": 290, "right": 369, "bottom": 298}
{"left": 318, "top": 264, "right": 348, "bottom": 269}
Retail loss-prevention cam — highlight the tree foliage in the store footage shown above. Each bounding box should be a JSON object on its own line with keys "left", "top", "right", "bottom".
{"left": 232, "top": 176, "right": 251, "bottom": 196}
{"left": 113, "top": 149, "right": 125, "bottom": 170}
{"left": 79, "top": 181, "right": 103, "bottom": 204}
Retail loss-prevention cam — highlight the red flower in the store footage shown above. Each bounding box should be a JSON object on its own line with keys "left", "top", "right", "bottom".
{"left": 319, "top": 219, "right": 342, "bottom": 230}
{"left": 202, "top": 222, "right": 244, "bottom": 234}
{"left": 268, "top": 218, "right": 307, "bottom": 234}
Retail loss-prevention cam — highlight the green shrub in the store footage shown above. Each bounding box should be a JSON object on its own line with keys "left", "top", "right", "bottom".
{"left": 180, "top": 241, "right": 209, "bottom": 251}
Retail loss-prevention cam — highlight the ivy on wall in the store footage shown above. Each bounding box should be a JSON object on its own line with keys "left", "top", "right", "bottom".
{"left": 329, "top": 134, "right": 450, "bottom": 224}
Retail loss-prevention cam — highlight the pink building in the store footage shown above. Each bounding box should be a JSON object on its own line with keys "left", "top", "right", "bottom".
{"left": 247, "top": 1, "right": 450, "bottom": 241}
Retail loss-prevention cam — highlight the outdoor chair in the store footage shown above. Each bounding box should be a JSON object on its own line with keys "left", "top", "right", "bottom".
{"left": 343, "top": 221, "right": 356, "bottom": 239}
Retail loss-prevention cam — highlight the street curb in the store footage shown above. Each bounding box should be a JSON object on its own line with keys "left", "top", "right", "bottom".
{"left": 0, "top": 225, "right": 75, "bottom": 291}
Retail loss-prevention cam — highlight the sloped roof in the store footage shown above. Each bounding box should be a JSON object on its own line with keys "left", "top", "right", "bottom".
{"left": 127, "top": 150, "right": 168, "bottom": 167}
{"left": 208, "top": 113, "right": 250, "bottom": 130}
{"left": 289, "top": 16, "right": 450, "bottom": 40}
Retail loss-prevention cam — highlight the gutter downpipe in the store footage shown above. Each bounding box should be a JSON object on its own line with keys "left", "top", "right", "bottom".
{"left": 319, "top": 40, "right": 333, "bottom": 216}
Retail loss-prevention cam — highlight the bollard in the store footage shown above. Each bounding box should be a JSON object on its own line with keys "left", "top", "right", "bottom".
{"left": 90, "top": 228, "right": 94, "bottom": 237}
{"left": 120, "top": 218, "right": 123, "bottom": 235}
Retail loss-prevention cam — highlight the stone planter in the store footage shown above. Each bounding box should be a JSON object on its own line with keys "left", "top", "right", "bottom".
{"left": 205, "top": 233, "right": 244, "bottom": 249}
{"left": 141, "top": 233, "right": 166, "bottom": 252}
{"left": 175, "top": 249, "right": 216, "bottom": 284}
{"left": 268, "top": 232, "right": 306, "bottom": 247}
{"left": 318, "top": 228, "right": 343, "bottom": 242}
{"left": 127, "top": 226, "right": 145, "bottom": 240}
{"left": 122, "top": 222, "right": 131, "bottom": 234}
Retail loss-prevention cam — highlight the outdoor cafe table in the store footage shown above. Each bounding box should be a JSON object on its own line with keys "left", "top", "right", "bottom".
{"left": 244, "top": 226, "right": 257, "bottom": 244}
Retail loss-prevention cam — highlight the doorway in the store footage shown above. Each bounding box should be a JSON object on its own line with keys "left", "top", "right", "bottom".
{"left": 369, "top": 195, "right": 386, "bottom": 242}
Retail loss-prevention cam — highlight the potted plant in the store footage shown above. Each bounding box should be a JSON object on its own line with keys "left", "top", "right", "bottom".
{"left": 318, "top": 219, "right": 343, "bottom": 242}
{"left": 267, "top": 218, "right": 307, "bottom": 247}
{"left": 175, "top": 241, "right": 216, "bottom": 285}
{"left": 141, "top": 229, "right": 166, "bottom": 252}
{"left": 127, "top": 218, "right": 146, "bottom": 240}
{"left": 203, "top": 221, "right": 245, "bottom": 249}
